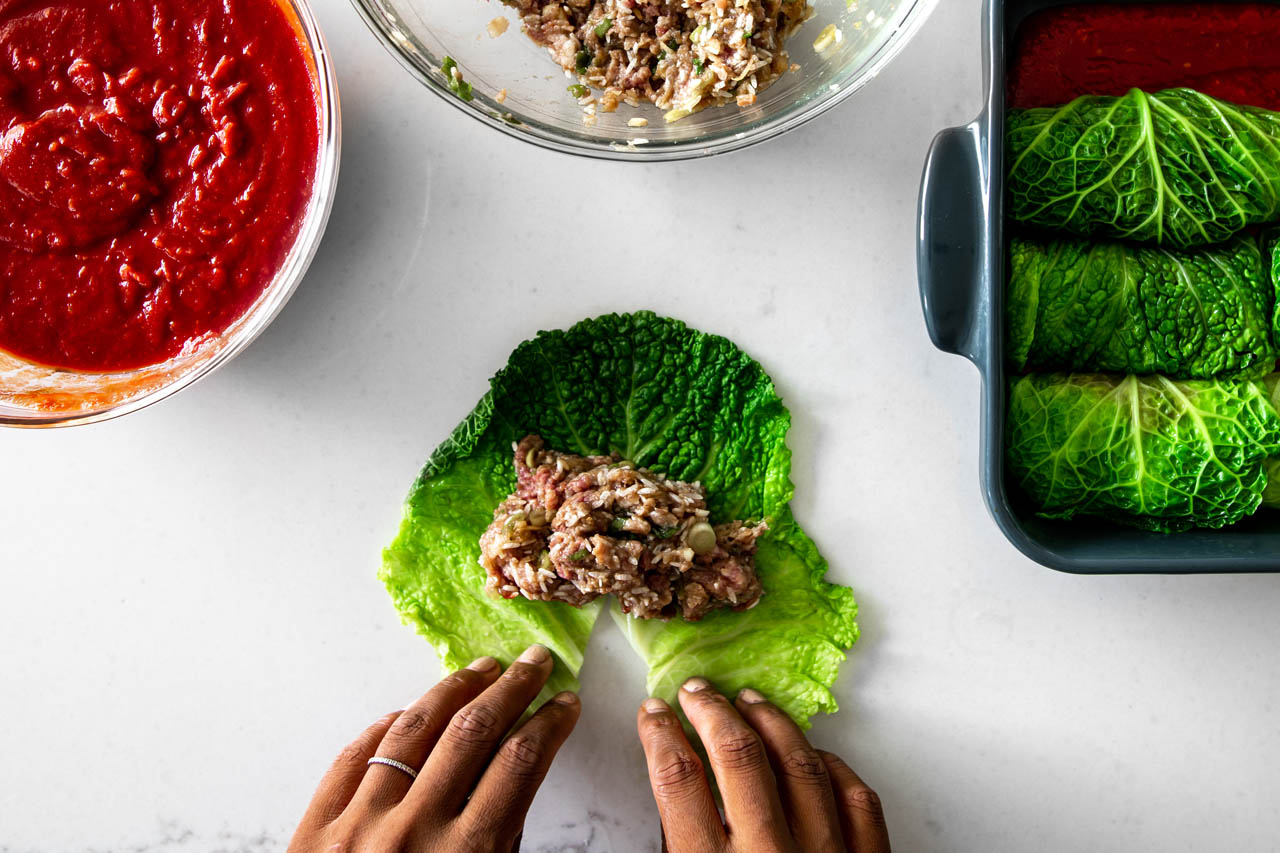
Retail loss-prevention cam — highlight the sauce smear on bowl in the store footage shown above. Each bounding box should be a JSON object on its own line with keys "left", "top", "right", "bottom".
{"left": 1009, "top": 3, "right": 1280, "bottom": 110}
{"left": 0, "top": 0, "right": 320, "bottom": 371}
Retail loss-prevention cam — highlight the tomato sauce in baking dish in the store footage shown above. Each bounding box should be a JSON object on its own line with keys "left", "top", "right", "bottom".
{"left": 0, "top": 0, "right": 321, "bottom": 372}
{"left": 1008, "top": 2, "right": 1280, "bottom": 110}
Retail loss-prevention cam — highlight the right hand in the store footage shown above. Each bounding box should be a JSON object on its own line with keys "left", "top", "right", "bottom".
{"left": 637, "top": 679, "right": 890, "bottom": 852}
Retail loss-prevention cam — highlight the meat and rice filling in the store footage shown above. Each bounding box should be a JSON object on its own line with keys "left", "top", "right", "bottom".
{"left": 479, "top": 435, "right": 766, "bottom": 620}
{"left": 502, "top": 0, "right": 811, "bottom": 119}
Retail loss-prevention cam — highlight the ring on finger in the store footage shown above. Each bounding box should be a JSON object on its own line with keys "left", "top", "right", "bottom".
{"left": 367, "top": 756, "right": 419, "bottom": 780}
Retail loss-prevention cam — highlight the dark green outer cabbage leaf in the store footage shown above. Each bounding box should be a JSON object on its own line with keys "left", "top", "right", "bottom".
{"left": 1264, "top": 373, "right": 1280, "bottom": 510}
{"left": 1268, "top": 230, "right": 1280, "bottom": 338}
{"left": 1007, "top": 235, "right": 1277, "bottom": 379}
{"left": 1007, "top": 373, "right": 1280, "bottom": 531}
{"left": 381, "top": 312, "right": 858, "bottom": 724}
{"left": 1267, "top": 237, "right": 1280, "bottom": 509}
{"left": 1007, "top": 88, "right": 1280, "bottom": 248}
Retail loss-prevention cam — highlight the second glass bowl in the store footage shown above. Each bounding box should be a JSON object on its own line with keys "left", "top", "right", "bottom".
{"left": 353, "top": 0, "right": 937, "bottom": 160}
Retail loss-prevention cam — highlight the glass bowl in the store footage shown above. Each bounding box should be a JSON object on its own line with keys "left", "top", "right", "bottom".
{"left": 352, "top": 0, "right": 937, "bottom": 160}
{"left": 0, "top": 0, "right": 341, "bottom": 429}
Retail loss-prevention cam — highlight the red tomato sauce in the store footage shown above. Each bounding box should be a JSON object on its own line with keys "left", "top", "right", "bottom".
{"left": 1008, "top": 3, "right": 1280, "bottom": 111}
{"left": 0, "top": 0, "right": 321, "bottom": 371}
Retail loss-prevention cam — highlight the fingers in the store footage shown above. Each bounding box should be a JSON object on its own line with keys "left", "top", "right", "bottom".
{"left": 297, "top": 711, "right": 402, "bottom": 831}
{"left": 734, "top": 689, "right": 844, "bottom": 851}
{"left": 820, "top": 751, "right": 891, "bottom": 853}
{"left": 678, "top": 679, "right": 790, "bottom": 845}
{"left": 410, "top": 644, "right": 557, "bottom": 812}
{"left": 351, "top": 656, "right": 503, "bottom": 811}
{"left": 460, "top": 691, "right": 582, "bottom": 841}
{"left": 636, "top": 697, "right": 725, "bottom": 852}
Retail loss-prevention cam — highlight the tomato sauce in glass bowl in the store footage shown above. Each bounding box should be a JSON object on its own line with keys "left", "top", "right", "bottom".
{"left": 0, "top": 0, "right": 324, "bottom": 375}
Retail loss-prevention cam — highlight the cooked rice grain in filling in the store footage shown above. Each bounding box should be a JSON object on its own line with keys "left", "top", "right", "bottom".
{"left": 502, "top": 0, "right": 811, "bottom": 117}
{"left": 479, "top": 435, "right": 766, "bottom": 620}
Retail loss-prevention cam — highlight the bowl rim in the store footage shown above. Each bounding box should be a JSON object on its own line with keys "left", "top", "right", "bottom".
{"left": 0, "top": 0, "right": 342, "bottom": 429}
{"left": 349, "top": 0, "right": 939, "bottom": 162}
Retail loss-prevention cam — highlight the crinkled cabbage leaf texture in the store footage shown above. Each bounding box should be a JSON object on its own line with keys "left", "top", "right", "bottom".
{"left": 381, "top": 312, "right": 858, "bottom": 724}
{"left": 1008, "top": 89, "right": 1280, "bottom": 248}
{"left": 1007, "top": 373, "right": 1280, "bottom": 531}
{"left": 1007, "top": 236, "right": 1278, "bottom": 380}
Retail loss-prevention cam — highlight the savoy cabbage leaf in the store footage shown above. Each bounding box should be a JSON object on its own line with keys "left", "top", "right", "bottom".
{"left": 613, "top": 508, "right": 857, "bottom": 728}
{"left": 1007, "top": 89, "right": 1280, "bottom": 248}
{"left": 1007, "top": 235, "right": 1278, "bottom": 379}
{"left": 1007, "top": 373, "right": 1280, "bottom": 531}
{"left": 1264, "top": 373, "right": 1280, "bottom": 510}
{"left": 381, "top": 312, "right": 857, "bottom": 723}
{"left": 1268, "top": 230, "right": 1280, "bottom": 339}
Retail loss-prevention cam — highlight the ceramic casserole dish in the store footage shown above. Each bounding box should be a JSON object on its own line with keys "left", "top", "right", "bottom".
{"left": 917, "top": 0, "right": 1280, "bottom": 573}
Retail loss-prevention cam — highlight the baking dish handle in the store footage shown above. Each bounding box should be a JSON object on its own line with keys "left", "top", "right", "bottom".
{"left": 917, "top": 122, "right": 987, "bottom": 363}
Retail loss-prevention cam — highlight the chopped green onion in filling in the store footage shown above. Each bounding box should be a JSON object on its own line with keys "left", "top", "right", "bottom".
{"left": 813, "top": 23, "right": 842, "bottom": 51}
{"left": 688, "top": 522, "right": 717, "bottom": 555}
{"left": 440, "top": 56, "right": 474, "bottom": 101}
{"left": 594, "top": 17, "right": 613, "bottom": 37}
{"left": 568, "top": 83, "right": 590, "bottom": 98}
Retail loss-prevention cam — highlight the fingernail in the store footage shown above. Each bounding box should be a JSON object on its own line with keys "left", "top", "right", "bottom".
{"left": 643, "top": 697, "right": 669, "bottom": 714}
{"left": 738, "top": 688, "right": 767, "bottom": 704}
{"left": 554, "top": 691, "right": 579, "bottom": 706}
{"left": 683, "top": 677, "right": 712, "bottom": 693}
{"left": 466, "top": 656, "right": 498, "bottom": 672}
{"left": 518, "top": 644, "right": 551, "bottom": 664}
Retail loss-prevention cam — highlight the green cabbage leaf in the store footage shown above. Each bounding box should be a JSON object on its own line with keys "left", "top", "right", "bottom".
{"left": 1007, "top": 235, "right": 1277, "bottom": 379}
{"left": 1007, "top": 89, "right": 1280, "bottom": 248}
{"left": 612, "top": 507, "right": 857, "bottom": 728}
{"left": 381, "top": 312, "right": 858, "bottom": 722}
{"left": 1263, "top": 373, "right": 1280, "bottom": 510}
{"left": 1268, "top": 230, "right": 1280, "bottom": 338}
{"left": 1007, "top": 373, "right": 1280, "bottom": 531}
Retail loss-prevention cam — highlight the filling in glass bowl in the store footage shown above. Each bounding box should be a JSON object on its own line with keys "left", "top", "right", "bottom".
{"left": 501, "top": 0, "right": 810, "bottom": 121}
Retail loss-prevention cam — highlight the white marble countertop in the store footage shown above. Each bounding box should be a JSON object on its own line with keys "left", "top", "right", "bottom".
{"left": 5, "top": 0, "right": 1280, "bottom": 849}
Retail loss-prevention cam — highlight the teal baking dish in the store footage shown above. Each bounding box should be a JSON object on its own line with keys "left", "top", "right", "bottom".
{"left": 916, "top": 0, "right": 1280, "bottom": 573}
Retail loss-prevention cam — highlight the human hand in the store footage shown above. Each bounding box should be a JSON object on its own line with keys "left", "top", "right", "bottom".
{"left": 289, "top": 644, "right": 580, "bottom": 852}
{"left": 637, "top": 679, "right": 889, "bottom": 852}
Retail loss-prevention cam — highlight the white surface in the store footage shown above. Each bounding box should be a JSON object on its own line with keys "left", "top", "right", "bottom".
{"left": 4, "top": 0, "right": 1280, "bottom": 850}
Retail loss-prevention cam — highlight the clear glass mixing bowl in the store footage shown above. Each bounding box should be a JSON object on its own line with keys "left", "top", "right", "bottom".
{"left": 0, "top": 0, "right": 340, "bottom": 429}
{"left": 352, "top": 0, "right": 937, "bottom": 160}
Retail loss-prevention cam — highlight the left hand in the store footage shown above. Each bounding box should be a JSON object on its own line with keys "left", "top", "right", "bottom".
{"left": 288, "top": 644, "right": 580, "bottom": 852}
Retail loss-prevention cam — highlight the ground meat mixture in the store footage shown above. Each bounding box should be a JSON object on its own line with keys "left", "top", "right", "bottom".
{"left": 479, "top": 435, "right": 767, "bottom": 620}
{"left": 502, "top": 0, "right": 811, "bottom": 120}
